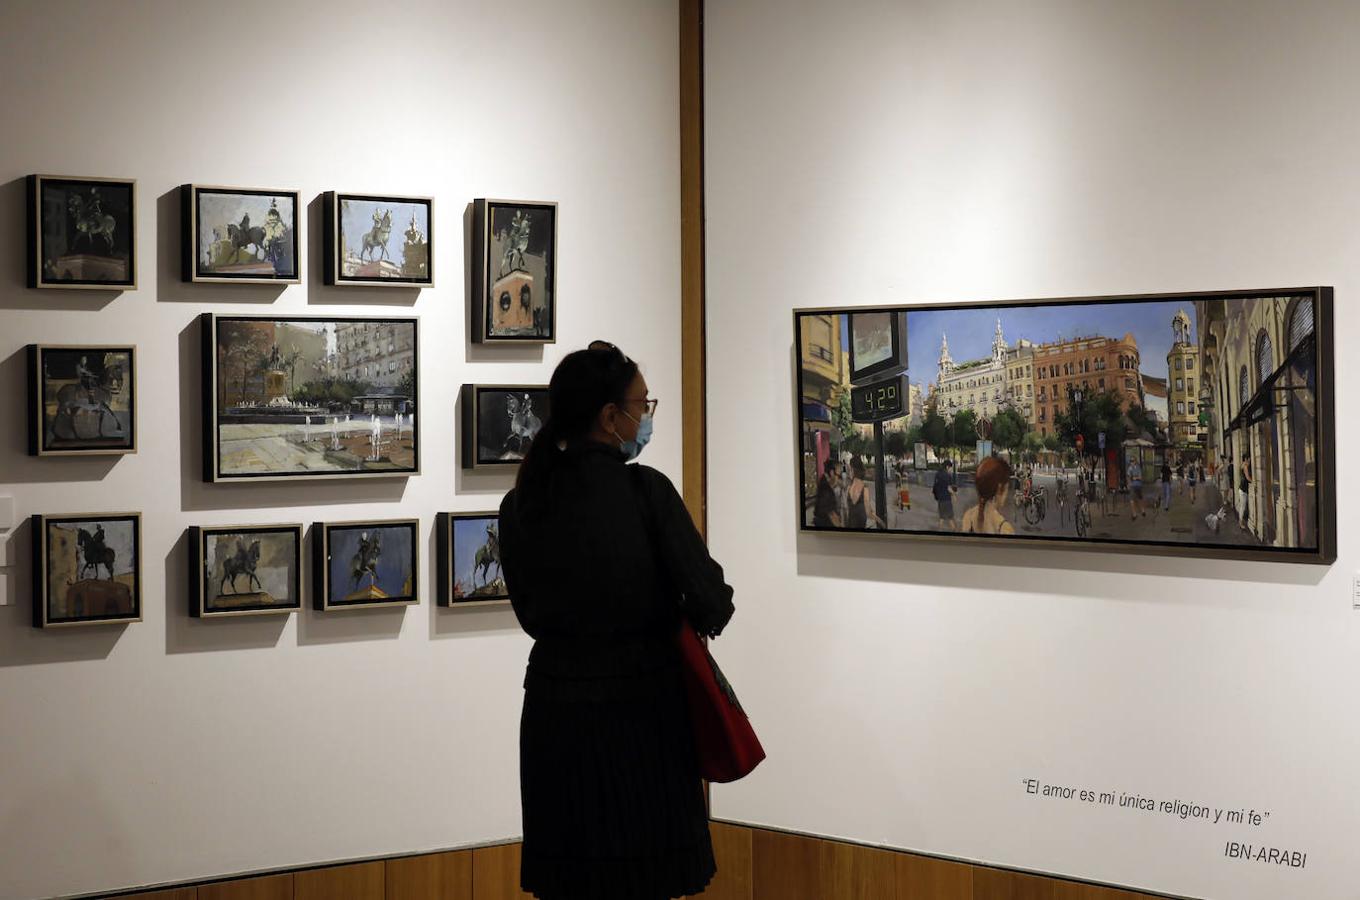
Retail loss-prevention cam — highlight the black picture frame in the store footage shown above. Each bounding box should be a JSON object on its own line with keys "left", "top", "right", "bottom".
{"left": 201, "top": 313, "right": 420, "bottom": 483}
{"left": 28, "top": 174, "right": 137, "bottom": 290}
{"left": 28, "top": 344, "right": 137, "bottom": 456}
{"left": 436, "top": 512, "right": 509, "bottom": 607}
{"left": 32, "top": 512, "right": 142, "bottom": 628}
{"left": 312, "top": 519, "right": 420, "bottom": 611}
{"left": 794, "top": 287, "right": 1335, "bottom": 564}
{"left": 460, "top": 383, "right": 549, "bottom": 469}
{"left": 323, "top": 191, "right": 434, "bottom": 287}
{"left": 182, "top": 184, "right": 302, "bottom": 284}
{"left": 471, "top": 198, "right": 558, "bottom": 343}
{"left": 189, "top": 524, "right": 303, "bottom": 618}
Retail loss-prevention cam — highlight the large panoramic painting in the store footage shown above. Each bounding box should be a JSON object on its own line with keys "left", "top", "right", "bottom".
{"left": 794, "top": 289, "right": 1335, "bottom": 563}
{"left": 201, "top": 314, "right": 419, "bottom": 482}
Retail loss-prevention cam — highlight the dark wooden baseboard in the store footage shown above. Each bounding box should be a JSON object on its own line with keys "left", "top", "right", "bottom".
{"left": 105, "top": 822, "right": 1194, "bottom": 900}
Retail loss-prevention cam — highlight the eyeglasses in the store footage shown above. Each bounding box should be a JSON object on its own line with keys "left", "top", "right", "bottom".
{"left": 625, "top": 397, "right": 659, "bottom": 416}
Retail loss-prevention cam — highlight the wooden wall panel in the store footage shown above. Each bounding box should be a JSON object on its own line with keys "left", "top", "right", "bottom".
{"left": 198, "top": 873, "right": 292, "bottom": 900}
{"left": 293, "top": 861, "right": 383, "bottom": 900}
{"left": 700, "top": 821, "right": 752, "bottom": 899}
{"left": 751, "top": 829, "right": 825, "bottom": 900}
{"left": 973, "top": 867, "right": 1057, "bottom": 900}
{"left": 471, "top": 843, "right": 532, "bottom": 900}
{"left": 679, "top": 0, "right": 708, "bottom": 533}
{"left": 1051, "top": 883, "right": 1155, "bottom": 900}
{"left": 386, "top": 850, "right": 473, "bottom": 900}
{"left": 896, "top": 853, "right": 973, "bottom": 900}
{"left": 122, "top": 890, "right": 196, "bottom": 900}
{"left": 822, "top": 841, "right": 895, "bottom": 900}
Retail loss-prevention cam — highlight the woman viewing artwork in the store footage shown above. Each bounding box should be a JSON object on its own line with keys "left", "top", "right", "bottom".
{"left": 499, "top": 341, "right": 736, "bottom": 900}
{"left": 961, "top": 456, "right": 1016, "bottom": 535}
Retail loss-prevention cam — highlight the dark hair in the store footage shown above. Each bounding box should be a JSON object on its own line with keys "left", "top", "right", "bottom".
{"left": 513, "top": 344, "right": 639, "bottom": 507}
{"left": 822, "top": 458, "right": 838, "bottom": 476}
{"left": 850, "top": 455, "right": 866, "bottom": 479}
{"left": 974, "top": 456, "right": 1013, "bottom": 520}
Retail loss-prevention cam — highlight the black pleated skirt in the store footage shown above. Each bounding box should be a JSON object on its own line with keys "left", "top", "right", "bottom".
{"left": 519, "top": 661, "right": 716, "bottom": 900}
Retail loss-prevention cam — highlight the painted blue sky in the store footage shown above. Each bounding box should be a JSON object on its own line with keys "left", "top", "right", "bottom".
{"left": 328, "top": 525, "right": 413, "bottom": 600}
{"left": 897, "top": 300, "right": 1195, "bottom": 388}
{"left": 340, "top": 198, "right": 428, "bottom": 267}
{"left": 453, "top": 517, "right": 499, "bottom": 587}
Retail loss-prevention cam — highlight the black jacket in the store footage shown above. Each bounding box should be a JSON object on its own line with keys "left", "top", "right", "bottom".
{"left": 499, "top": 442, "right": 735, "bottom": 689}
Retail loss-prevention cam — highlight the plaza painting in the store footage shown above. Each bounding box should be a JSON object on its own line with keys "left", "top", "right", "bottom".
{"left": 202, "top": 314, "right": 418, "bottom": 482}
{"left": 795, "top": 290, "right": 1334, "bottom": 562}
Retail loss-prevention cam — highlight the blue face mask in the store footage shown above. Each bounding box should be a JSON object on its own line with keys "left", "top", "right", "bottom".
{"left": 616, "top": 410, "right": 654, "bottom": 461}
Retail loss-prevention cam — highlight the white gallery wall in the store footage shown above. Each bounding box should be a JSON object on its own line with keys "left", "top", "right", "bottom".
{"left": 706, "top": 2, "right": 1357, "bottom": 899}
{"left": 0, "top": 2, "right": 682, "bottom": 898}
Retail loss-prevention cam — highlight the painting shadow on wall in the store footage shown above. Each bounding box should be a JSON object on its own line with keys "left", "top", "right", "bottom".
{"left": 1, "top": 347, "right": 120, "bottom": 484}
{"left": 0, "top": 520, "right": 127, "bottom": 667}
{"left": 154, "top": 189, "right": 286, "bottom": 304}
{"left": 463, "top": 202, "right": 544, "bottom": 364}
{"left": 0, "top": 177, "right": 118, "bottom": 311}
{"left": 305, "top": 194, "right": 419, "bottom": 307}
{"left": 163, "top": 530, "right": 289, "bottom": 654}
{"left": 175, "top": 321, "right": 409, "bottom": 512}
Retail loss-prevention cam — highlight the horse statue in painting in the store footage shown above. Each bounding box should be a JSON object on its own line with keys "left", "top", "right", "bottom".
{"left": 498, "top": 210, "right": 531, "bottom": 276}
{"left": 504, "top": 393, "right": 541, "bottom": 456}
{"left": 350, "top": 530, "right": 382, "bottom": 590}
{"left": 51, "top": 353, "right": 125, "bottom": 441}
{"left": 67, "top": 189, "right": 117, "bottom": 253}
{"left": 473, "top": 524, "right": 501, "bottom": 588}
{"left": 361, "top": 209, "right": 393, "bottom": 262}
{"left": 220, "top": 539, "right": 263, "bottom": 594}
{"left": 77, "top": 526, "right": 116, "bottom": 581}
{"left": 228, "top": 213, "right": 268, "bottom": 261}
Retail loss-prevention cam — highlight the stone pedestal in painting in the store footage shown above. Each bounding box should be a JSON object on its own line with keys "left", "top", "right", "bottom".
{"left": 264, "top": 370, "right": 287, "bottom": 402}
{"left": 491, "top": 270, "right": 535, "bottom": 334}
{"left": 49, "top": 253, "right": 128, "bottom": 282}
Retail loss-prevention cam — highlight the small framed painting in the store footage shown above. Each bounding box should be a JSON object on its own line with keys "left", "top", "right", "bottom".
{"left": 32, "top": 513, "right": 142, "bottom": 628}
{"left": 460, "top": 384, "right": 549, "bottom": 469}
{"left": 313, "top": 519, "right": 419, "bottom": 611}
{"left": 471, "top": 199, "right": 557, "bottom": 343}
{"left": 28, "top": 344, "right": 137, "bottom": 456}
{"left": 324, "top": 191, "right": 433, "bottom": 287}
{"left": 28, "top": 175, "right": 136, "bottom": 289}
{"left": 182, "top": 184, "right": 301, "bottom": 283}
{"left": 190, "top": 524, "right": 303, "bottom": 618}
{"left": 436, "top": 512, "right": 509, "bottom": 606}
{"left": 201, "top": 313, "right": 419, "bottom": 482}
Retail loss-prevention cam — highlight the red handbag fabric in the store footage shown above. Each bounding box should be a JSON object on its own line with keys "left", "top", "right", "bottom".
{"left": 676, "top": 622, "right": 765, "bottom": 783}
